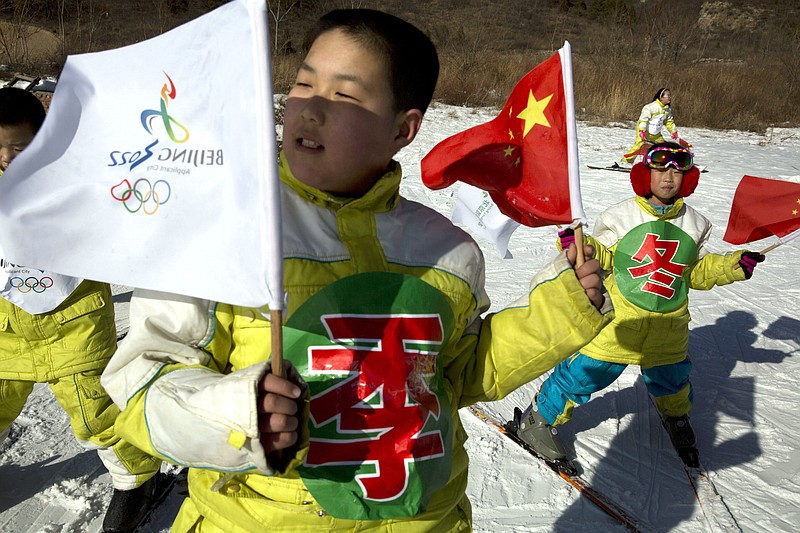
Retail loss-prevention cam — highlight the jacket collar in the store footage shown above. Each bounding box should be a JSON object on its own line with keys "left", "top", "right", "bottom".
{"left": 635, "top": 195, "right": 684, "bottom": 219}
{"left": 278, "top": 151, "right": 401, "bottom": 213}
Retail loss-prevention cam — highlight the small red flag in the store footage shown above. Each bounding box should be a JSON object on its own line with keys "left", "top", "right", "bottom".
{"left": 723, "top": 175, "right": 800, "bottom": 244}
{"left": 421, "top": 46, "right": 579, "bottom": 228}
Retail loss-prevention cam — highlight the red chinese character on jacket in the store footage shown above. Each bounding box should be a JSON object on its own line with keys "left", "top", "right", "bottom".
{"left": 305, "top": 314, "right": 445, "bottom": 501}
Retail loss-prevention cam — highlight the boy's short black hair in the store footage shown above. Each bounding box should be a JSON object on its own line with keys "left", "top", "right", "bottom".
{"left": 303, "top": 9, "right": 439, "bottom": 114}
{"left": 0, "top": 87, "right": 46, "bottom": 133}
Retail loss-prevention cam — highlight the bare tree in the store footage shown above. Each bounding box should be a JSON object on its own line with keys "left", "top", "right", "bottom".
{"left": 0, "top": 0, "right": 34, "bottom": 65}
{"left": 268, "top": 0, "right": 302, "bottom": 53}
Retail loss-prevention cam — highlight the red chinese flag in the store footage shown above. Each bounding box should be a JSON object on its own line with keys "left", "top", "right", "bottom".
{"left": 723, "top": 175, "right": 800, "bottom": 244}
{"left": 422, "top": 49, "right": 573, "bottom": 227}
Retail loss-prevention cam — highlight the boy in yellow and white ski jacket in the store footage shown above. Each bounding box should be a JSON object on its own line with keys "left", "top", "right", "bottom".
{"left": 535, "top": 143, "right": 763, "bottom": 430}
{"left": 102, "top": 154, "right": 611, "bottom": 532}
{"left": 102, "top": 10, "right": 611, "bottom": 531}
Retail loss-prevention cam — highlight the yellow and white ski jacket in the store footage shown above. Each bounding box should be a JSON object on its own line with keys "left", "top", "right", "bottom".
{"left": 580, "top": 196, "right": 747, "bottom": 368}
{"left": 637, "top": 99, "right": 677, "bottom": 138}
{"left": 102, "top": 153, "right": 610, "bottom": 532}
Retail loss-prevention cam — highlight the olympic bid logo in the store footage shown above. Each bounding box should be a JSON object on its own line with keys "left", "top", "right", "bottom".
{"left": 10, "top": 276, "right": 54, "bottom": 293}
{"left": 110, "top": 177, "right": 171, "bottom": 215}
{"left": 140, "top": 73, "right": 190, "bottom": 143}
{"left": 109, "top": 72, "right": 188, "bottom": 215}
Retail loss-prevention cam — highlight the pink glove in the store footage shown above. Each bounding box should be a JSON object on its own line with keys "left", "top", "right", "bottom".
{"left": 738, "top": 251, "right": 765, "bottom": 279}
{"left": 639, "top": 130, "right": 647, "bottom": 141}
{"left": 671, "top": 131, "right": 679, "bottom": 140}
{"left": 558, "top": 228, "right": 575, "bottom": 249}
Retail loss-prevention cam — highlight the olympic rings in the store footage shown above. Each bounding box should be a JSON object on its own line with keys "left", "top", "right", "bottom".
{"left": 110, "top": 178, "right": 171, "bottom": 215}
{"left": 9, "top": 275, "right": 54, "bottom": 293}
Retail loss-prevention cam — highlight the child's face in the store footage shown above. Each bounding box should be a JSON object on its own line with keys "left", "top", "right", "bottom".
{"left": 283, "top": 29, "right": 419, "bottom": 196}
{"left": 0, "top": 123, "right": 35, "bottom": 172}
{"left": 649, "top": 168, "right": 684, "bottom": 205}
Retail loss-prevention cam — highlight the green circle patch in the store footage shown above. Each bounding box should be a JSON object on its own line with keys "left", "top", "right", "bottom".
{"left": 284, "top": 272, "right": 456, "bottom": 520}
{"left": 614, "top": 221, "right": 698, "bottom": 312}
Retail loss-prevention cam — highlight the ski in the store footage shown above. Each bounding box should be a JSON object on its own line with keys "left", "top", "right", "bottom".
{"left": 467, "top": 404, "right": 654, "bottom": 533}
{"left": 587, "top": 163, "right": 708, "bottom": 173}
{"left": 587, "top": 163, "right": 632, "bottom": 173}
{"left": 683, "top": 466, "right": 741, "bottom": 532}
{"left": 649, "top": 400, "right": 741, "bottom": 531}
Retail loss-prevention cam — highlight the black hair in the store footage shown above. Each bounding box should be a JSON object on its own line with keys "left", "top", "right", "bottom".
{"left": 303, "top": 9, "right": 439, "bottom": 114}
{"left": 652, "top": 87, "right": 669, "bottom": 103}
{"left": 0, "top": 87, "right": 46, "bottom": 133}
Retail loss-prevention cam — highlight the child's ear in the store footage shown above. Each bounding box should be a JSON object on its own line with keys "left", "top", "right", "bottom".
{"left": 393, "top": 109, "right": 423, "bottom": 149}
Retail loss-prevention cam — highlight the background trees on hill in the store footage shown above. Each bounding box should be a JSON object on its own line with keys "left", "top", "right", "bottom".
{"left": 0, "top": 0, "right": 797, "bottom": 132}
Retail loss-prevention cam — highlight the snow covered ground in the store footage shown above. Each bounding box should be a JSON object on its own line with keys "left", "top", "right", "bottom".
{"left": 1, "top": 103, "right": 798, "bottom": 532}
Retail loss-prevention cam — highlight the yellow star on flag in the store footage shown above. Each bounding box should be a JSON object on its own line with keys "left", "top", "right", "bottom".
{"left": 516, "top": 90, "right": 552, "bottom": 137}
{"left": 503, "top": 146, "right": 515, "bottom": 157}
{"left": 793, "top": 209, "right": 799, "bottom": 215}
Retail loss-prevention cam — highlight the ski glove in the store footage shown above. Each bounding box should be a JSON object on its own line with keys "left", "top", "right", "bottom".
{"left": 671, "top": 131, "right": 679, "bottom": 140}
{"left": 639, "top": 130, "right": 647, "bottom": 141}
{"left": 558, "top": 228, "right": 575, "bottom": 250}
{"left": 738, "top": 251, "right": 765, "bottom": 279}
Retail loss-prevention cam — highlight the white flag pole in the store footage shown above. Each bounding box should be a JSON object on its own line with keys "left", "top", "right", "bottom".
{"left": 251, "top": 0, "right": 285, "bottom": 376}
{"left": 559, "top": 40, "right": 586, "bottom": 266}
{"left": 759, "top": 227, "right": 800, "bottom": 254}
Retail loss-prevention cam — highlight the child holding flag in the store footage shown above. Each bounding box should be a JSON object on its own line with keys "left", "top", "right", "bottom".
{"left": 0, "top": 87, "right": 166, "bottom": 533}
{"left": 514, "top": 141, "right": 765, "bottom": 469}
{"left": 102, "top": 9, "right": 610, "bottom": 532}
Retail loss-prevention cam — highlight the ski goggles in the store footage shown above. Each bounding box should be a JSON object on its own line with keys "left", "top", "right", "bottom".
{"left": 644, "top": 146, "right": 693, "bottom": 171}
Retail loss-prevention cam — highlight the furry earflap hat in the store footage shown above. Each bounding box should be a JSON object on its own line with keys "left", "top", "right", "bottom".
{"left": 630, "top": 143, "right": 700, "bottom": 199}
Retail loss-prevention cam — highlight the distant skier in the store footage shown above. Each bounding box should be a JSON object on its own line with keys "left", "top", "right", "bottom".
{"left": 513, "top": 142, "right": 766, "bottom": 469}
{"left": 621, "top": 88, "right": 680, "bottom": 164}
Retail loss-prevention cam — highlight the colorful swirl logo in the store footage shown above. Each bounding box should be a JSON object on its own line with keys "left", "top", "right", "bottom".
{"left": 110, "top": 178, "right": 171, "bottom": 215}
{"left": 140, "top": 72, "right": 190, "bottom": 143}
{"left": 111, "top": 72, "right": 188, "bottom": 215}
{"left": 10, "top": 276, "right": 54, "bottom": 293}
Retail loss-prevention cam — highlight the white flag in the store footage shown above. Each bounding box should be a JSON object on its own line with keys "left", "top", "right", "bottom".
{"left": 0, "top": 0, "right": 283, "bottom": 310}
{"left": 0, "top": 254, "right": 82, "bottom": 314}
{"left": 451, "top": 183, "right": 520, "bottom": 259}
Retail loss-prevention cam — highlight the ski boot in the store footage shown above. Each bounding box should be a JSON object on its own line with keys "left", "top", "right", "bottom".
{"left": 102, "top": 472, "right": 175, "bottom": 533}
{"left": 663, "top": 414, "right": 700, "bottom": 468}
{"left": 509, "top": 404, "right": 577, "bottom": 476}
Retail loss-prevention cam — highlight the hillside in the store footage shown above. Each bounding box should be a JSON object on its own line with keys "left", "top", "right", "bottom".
{"left": 1, "top": 0, "right": 798, "bottom": 130}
